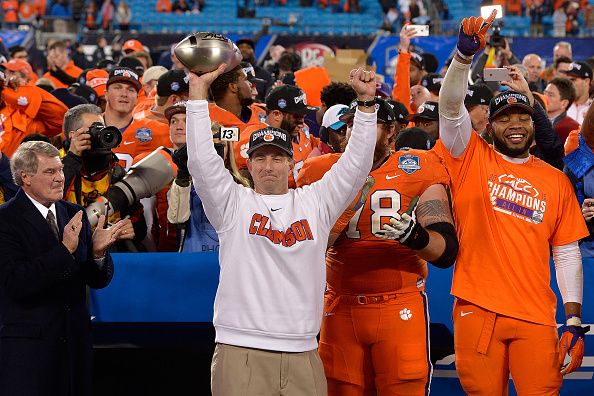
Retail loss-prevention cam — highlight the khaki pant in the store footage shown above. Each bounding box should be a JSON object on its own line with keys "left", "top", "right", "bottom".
{"left": 211, "top": 343, "right": 327, "bottom": 396}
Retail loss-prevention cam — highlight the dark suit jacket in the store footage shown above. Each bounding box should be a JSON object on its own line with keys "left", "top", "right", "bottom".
{"left": 0, "top": 189, "right": 114, "bottom": 396}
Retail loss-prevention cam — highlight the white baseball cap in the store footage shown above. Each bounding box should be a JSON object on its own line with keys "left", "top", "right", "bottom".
{"left": 322, "top": 104, "right": 349, "bottom": 130}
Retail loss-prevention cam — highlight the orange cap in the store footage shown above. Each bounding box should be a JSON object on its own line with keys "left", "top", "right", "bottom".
{"left": 86, "top": 69, "right": 109, "bottom": 97}
{"left": 1, "top": 59, "right": 37, "bottom": 83}
{"left": 123, "top": 39, "right": 144, "bottom": 54}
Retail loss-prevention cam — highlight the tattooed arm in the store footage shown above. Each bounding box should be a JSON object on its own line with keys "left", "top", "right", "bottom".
{"left": 414, "top": 183, "right": 456, "bottom": 263}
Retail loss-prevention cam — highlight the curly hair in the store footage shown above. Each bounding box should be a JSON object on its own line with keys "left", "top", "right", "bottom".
{"left": 320, "top": 82, "right": 357, "bottom": 108}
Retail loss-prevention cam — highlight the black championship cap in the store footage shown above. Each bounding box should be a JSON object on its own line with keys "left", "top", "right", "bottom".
{"left": 408, "top": 101, "right": 439, "bottom": 122}
{"left": 241, "top": 61, "right": 266, "bottom": 84}
{"left": 387, "top": 99, "right": 410, "bottom": 124}
{"left": 107, "top": 67, "right": 142, "bottom": 91}
{"left": 118, "top": 56, "right": 145, "bottom": 76}
{"left": 420, "top": 73, "right": 443, "bottom": 95}
{"left": 410, "top": 52, "right": 425, "bottom": 70}
{"left": 157, "top": 69, "right": 189, "bottom": 97}
{"left": 488, "top": 91, "right": 534, "bottom": 121}
{"left": 164, "top": 100, "right": 187, "bottom": 122}
{"left": 236, "top": 38, "right": 256, "bottom": 49}
{"left": 266, "top": 85, "right": 318, "bottom": 115}
{"left": 70, "top": 83, "right": 98, "bottom": 105}
{"left": 562, "top": 61, "right": 593, "bottom": 79}
{"left": 465, "top": 83, "right": 494, "bottom": 107}
{"left": 339, "top": 97, "right": 396, "bottom": 124}
{"left": 395, "top": 127, "right": 434, "bottom": 151}
{"left": 247, "top": 127, "right": 293, "bottom": 157}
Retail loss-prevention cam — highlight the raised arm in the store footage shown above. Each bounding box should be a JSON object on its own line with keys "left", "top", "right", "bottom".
{"left": 391, "top": 25, "right": 417, "bottom": 112}
{"left": 186, "top": 64, "right": 241, "bottom": 231}
{"left": 311, "top": 68, "right": 378, "bottom": 227}
{"left": 439, "top": 10, "right": 497, "bottom": 157}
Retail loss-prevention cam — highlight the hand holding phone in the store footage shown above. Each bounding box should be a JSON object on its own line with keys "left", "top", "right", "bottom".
{"left": 483, "top": 68, "right": 511, "bottom": 82}
{"left": 408, "top": 25, "right": 429, "bottom": 36}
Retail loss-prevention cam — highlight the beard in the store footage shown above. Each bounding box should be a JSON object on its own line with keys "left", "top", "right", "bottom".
{"left": 239, "top": 95, "right": 254, "bottom": 108}
{"left": 492, "top": 132, "right": 534, "bottom": 158}
{"left": 280, "top": 118, "right": 298, "bottom": 137}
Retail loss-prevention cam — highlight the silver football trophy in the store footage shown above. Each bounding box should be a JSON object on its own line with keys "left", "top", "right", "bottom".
{"left": 174, "top": 32, "right": 242, "bottom": 74}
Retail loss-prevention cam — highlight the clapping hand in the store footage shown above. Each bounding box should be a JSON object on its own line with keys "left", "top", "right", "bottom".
{"left": 92, "top": 215, "right": 134, "bottom": 257}
{"left": 63, "top": 211, "right": 84, "bottom": 254}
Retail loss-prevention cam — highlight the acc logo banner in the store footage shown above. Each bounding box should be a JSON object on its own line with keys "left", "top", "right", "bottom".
{"left": 398, "top": 154, "right": 421, "bottom": 174}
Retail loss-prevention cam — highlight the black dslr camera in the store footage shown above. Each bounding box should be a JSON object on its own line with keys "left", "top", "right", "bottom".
{"left": 88, "top": 122, "right": 122, "bottom": 151}
{"left": 489, "top": 22, "right": 506, "bottom": 48}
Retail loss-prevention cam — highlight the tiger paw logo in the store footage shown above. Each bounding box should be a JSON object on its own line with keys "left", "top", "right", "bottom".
{"left": 400, "top": 308, "right": 412, "bottom": 321}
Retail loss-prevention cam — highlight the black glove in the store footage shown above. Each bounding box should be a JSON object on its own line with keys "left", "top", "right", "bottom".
{"left": 172, "top": 145, "right": 190, "bottom": 186}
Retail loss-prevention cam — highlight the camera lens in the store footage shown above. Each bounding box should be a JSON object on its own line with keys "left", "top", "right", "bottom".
{"left": 103, "top": 131, "right": 114, "bottom": 144}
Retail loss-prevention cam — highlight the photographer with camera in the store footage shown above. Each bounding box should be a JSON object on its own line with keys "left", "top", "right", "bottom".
{"left": 62, "top": 104, "right": 142, "bottom": 250}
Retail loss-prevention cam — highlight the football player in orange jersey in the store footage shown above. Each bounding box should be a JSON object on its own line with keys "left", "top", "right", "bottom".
{"left": 438, "top": 10, "right": 589, "bottom": 395}
{"left": 102, "top": 66, "right": 172, "bottom": 170}
{"left": 234, "top": 85, "right": 319, "bottom": 186}
{"left": 297, "top": 97, "right": 458, "bottom": 396}
{"left": 208, "top": 64, "right": 267, "bottom": 138}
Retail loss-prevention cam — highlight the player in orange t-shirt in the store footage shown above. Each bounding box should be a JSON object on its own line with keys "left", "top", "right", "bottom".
{"left": 234, "top": 85, "right": 319, "bottom": 187}
{"left": 298, "top": 98, "right": 458, "bottom": 396}
{"left": 438, "top": 12, "right": 590, "bottom": 395}
{"left": 0, "top": 70, "right": 68, "bottom": 157}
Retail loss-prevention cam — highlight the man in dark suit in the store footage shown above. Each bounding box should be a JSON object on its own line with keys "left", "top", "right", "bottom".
{"left": 0, "top": 140, "right": 133, "bottom": 396}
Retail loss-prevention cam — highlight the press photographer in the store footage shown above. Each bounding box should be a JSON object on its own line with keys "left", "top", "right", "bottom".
{"left": 61, "top": 104, "right": 143, "bottom": 250}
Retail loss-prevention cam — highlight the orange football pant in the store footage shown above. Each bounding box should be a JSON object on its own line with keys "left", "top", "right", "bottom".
{"left": 319, "top": 289, "right": 431, "bottom": 396}
{"left": 453, "top": 299, "right": 562, "bottom": 395}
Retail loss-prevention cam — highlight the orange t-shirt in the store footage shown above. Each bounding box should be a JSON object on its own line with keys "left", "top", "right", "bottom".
{"left": 436, "top": 133, "right": 589, "bottom": 326}
{"left": 133, "top": 95, "right": 156, "bottom": 117}
{"left": 0, "top": 85, "right": 68, "bottom": 157}
{"left": 298, "top": 149, "right": 451, "bottom": 294}
{"left": 42, "top": 60, "right": 83, "bottom": 89}
{"left": 113, "top": 118, "right": 172, "bottom": 170}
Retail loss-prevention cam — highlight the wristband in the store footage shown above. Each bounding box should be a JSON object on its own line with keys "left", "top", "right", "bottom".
{"left": 401, "top": 222, "right": 430, "bottom": 251}
{"left": 356, "top": 99, "right": 376, "bottom": 108}
{"left": 567, "top": 315, "right": 582, "bottom": 326}
{"left": 456, "top": 50, "right": 474, "bottom": 61}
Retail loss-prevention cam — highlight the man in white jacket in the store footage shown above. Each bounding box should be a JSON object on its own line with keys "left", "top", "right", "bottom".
{"left": 186, "top": 65, "right": 378, "bottom": 396}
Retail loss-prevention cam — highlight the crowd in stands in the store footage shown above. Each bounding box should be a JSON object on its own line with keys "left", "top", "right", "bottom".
{"left": 482, "top": 0, "right": 594, "bottom": 37}
{"left": 155, "top": 0, "right": 203, "bottom": 14}
{"left": 0, "top": 26, "right": 593, "bottom": 254}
